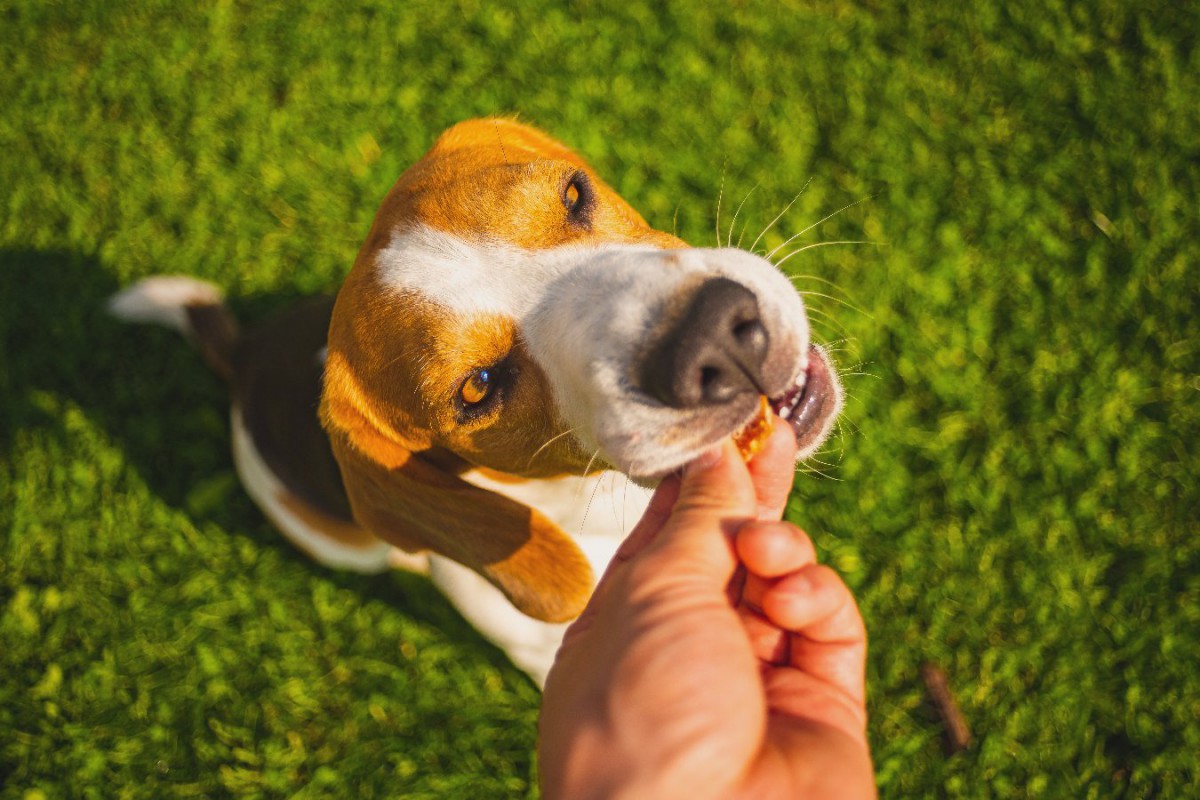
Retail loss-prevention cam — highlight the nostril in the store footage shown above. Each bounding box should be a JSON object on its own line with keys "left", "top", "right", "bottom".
{"left": 698, "top": 363, "right": 739, "bottom": 403}
{"left": 732, "top": 319, "right": 767, "bottom": 353}
{"left": 638, "top": 277, "right": 771, "bottom": 408}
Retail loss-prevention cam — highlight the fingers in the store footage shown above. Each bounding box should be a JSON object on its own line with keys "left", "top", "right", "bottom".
{"left": 762, "top": 564, "right": 867, "bottom": 647}
{"left": 734, "top": 521, "right": 817, "bottom": 665}
{"left": 732, "top": 523, "right": 865, "bottom": 686}
{"left": 618, "top": 421, "right": 797, "bottom": 572}
{"left": 751, "top": 565, "right": 868, "bottom": 707}
{"left": 740, "top": 613, "right": 789, "bottom": 664}
{"left": 675, "top": 438, "right": 756, "bottom": 521}
{"left": 637, "top": 439, "right": 756, "bottom": 583}
{"left": 745, "top": 417, "right": 798, "bottom": 520}
{"left": 736, "top": 520, "right": 816, "bottom": 579}
{"left": 605, "top": 429, "right": 800, "bottom": 596}
{"left": 735, "top": 521, "right": 815, "bottom": 614}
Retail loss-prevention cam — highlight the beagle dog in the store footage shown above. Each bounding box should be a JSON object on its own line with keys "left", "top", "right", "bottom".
{"left": 109, "top": 118, "right": 843, "bottom": 685}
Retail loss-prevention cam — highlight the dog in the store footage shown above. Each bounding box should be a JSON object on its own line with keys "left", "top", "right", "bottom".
{"left": 109, "top": 118, "right": 843, "bottom": 684}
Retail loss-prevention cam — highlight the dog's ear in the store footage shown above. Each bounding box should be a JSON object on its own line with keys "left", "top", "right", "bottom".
{"left": 322, "top": 409, "right": 595, "bottom": 624}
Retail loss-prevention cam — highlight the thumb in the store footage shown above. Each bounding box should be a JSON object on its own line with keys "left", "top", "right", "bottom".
{"left": 644, "top": 439, "right": 757, "bottom": 582}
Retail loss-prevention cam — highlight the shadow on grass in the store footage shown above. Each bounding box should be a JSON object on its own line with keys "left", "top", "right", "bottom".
{"left": 0, "top": 246, "right": 521, "bottom": 679}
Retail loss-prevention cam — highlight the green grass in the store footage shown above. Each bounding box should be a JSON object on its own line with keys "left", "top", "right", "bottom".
{"left": 2, "top": 1, "right": 1198, "bottom": 796}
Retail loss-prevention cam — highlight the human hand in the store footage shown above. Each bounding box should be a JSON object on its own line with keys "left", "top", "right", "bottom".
{"left": 538, "top": 422, "right": 874, "bottom": 799}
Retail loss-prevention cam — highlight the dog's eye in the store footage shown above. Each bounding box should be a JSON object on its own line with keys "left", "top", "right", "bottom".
{"left": 460, "top": 368, "right": 493, "bottom": 406}
{"left": 564, "top": 181, "right": 581, "bottom": 211}
{"left": 561, "top": 171, "right": 593, "bottom": 223}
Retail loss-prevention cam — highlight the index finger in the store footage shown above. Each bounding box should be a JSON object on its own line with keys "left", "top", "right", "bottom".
{"left": 747, "top": 415, "right": 798, "bottom": 520}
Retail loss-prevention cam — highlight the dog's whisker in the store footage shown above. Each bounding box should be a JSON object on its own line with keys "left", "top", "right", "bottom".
{"left": 765, "top": 194, "right": 876, "bottom": 261}
{"left": 736, "top": 217, "right": 753, "bottom": 250}
{"left": 846, "top": 366, "right": 880, "bottom": 381}
{"left": 776, "top": 237, "right": 874, "bottom": 261}
{"left": 620, "top": 473, "right": 630, "bottom": 535}
{"left": 614, "top": 473, "right": 645, "bottom": 535}
{"left": 827, "top": 421, "right": 854, "bottom": 465}
{"left": 803, "top": 448, "right": 837, "bottom": 464}
{"left": 526, "top": 427, "right": 577, "bottom": 470}
{"left": 835, "top": 415, "right": 864, "bottom": 438}
{"left": 787, "top": 273, "right": 855, "bottom": 295}
{"left": 795, "top": 291, "right": 873, "bottom": 321}
{"left": 581, "top": 448, "right": 602, "bottom": 481}
{"left": 606, "top": 471, "right": 622, "bottom": 533}
{"left": 827, "top": 438, "right": 848, "bottom": 462}
{"left": 796, "top": 462, "right": 843, "bottom": 481}
{"left": 802, "top": 306, "right": 856, "bottom": 338}
{"left": 824, "top": 351, "right": 869, "bottom": 372}
{"left": 714, "top": 161, "right": 729, "bottom": 249}
{"left": 803, "top": 315, "right": 856, "bottom": 347}
{"left": 820, "top": 346, "right": 856, "bottom": 360}
{"left": 749, "top": 178, "right": 812, "bottom": 255}
{"left": 727, "top": 183, "right": 760, "bottom": 249}
{"left": 833, "top": 419, "right": 850, "bottom": 450}
{"left": 776, "top": 240, "right": 881, "bottom": 273}
{"left": 578, "top": 464, "right": 609, "bottom": 535}
{"left": 813, "top": 336, "right": 857, "bottom": 355}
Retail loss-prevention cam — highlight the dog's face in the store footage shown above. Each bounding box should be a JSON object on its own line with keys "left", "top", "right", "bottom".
{"left": 324, "top": 120, "right": 684, "bottom": 480}
{"left": 320, "top": 119, "right": 842, "bottom": 621}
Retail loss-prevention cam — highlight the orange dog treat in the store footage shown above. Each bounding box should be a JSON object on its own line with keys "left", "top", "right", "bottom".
{"left": 734, "top": 395, "right": 773, "bottom": 461}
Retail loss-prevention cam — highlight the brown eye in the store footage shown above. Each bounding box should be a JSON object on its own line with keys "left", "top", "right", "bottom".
{"left": 561, "top": 171, "right": 592, "bottom": 223}
{"left": 564, "top": 181, "right": 581, "bottom": 211}
{"left": 460, "top": 368, "right": 493, "bottom": 406}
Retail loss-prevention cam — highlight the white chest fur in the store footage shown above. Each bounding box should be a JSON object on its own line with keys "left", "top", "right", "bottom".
{"left": 429, "top": 470, "right": 654, "bottom": 685}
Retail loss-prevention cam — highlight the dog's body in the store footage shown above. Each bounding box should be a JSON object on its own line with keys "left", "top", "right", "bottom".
{"left": 111, "top": 119, "right": 842, "bottom": 684}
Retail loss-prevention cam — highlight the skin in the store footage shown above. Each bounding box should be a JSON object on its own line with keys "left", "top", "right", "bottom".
{"left": 538, "top": 421, "right": 875, "bottom": 799}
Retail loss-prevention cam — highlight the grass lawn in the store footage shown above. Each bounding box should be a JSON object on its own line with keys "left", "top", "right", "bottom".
{"left": 2, "top": 1, "right": 1198, "bottom": 796}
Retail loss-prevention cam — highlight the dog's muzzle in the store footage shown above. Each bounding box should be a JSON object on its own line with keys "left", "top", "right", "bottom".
{"left": 636, "top": 274, "right": 837, "bottom": 453}
{"left": 639, "top": 277, "right": 770, "bottom": 408}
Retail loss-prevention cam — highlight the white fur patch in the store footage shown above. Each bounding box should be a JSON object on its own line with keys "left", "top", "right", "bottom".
{"left": 373, "top": 225, "right": 658, "bottom": 318}
{"left": 462, "top": 468, "right": 653, "bottom": 540}
{"left": 432, "top": 470, "right": 651, "bottom": 686}
{"left": 231, "top": 404, "right": 397, "bottom": 573}
{"left": 106, "top": 276, "right": 224, "bottom": 335}
{"left": 374, "top": 224, "right": 820, "bottom": 479}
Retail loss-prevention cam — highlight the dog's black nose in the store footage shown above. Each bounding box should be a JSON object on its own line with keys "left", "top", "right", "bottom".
{"left": 640, "top": 277, "right": 769, "bottom": 408}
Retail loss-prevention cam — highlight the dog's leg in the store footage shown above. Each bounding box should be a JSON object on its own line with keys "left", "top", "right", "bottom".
{"left": 426, "top": 534, "right": 623, "bottom": 686}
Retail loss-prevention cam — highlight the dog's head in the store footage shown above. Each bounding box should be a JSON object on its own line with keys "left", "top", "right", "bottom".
{"left": 321, "top": 118, "right": 842, "bottom": 621}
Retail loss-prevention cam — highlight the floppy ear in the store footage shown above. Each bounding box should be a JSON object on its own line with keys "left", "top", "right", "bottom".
{"left": 324, "top": 423, "right": 595, "bottom": 624}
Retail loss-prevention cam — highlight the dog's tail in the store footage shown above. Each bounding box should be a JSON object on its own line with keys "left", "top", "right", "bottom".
{"left": 107, "top": 276, "right": 239, "bottom": 382}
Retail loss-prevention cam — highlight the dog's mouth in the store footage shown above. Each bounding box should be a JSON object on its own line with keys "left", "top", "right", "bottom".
{"left": 767, "top": 344, "right": 840, "bottom": 455}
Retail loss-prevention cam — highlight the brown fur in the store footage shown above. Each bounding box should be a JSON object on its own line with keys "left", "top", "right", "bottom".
{"left": 320, "top": 118, "right": 684, "bottom": 622}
